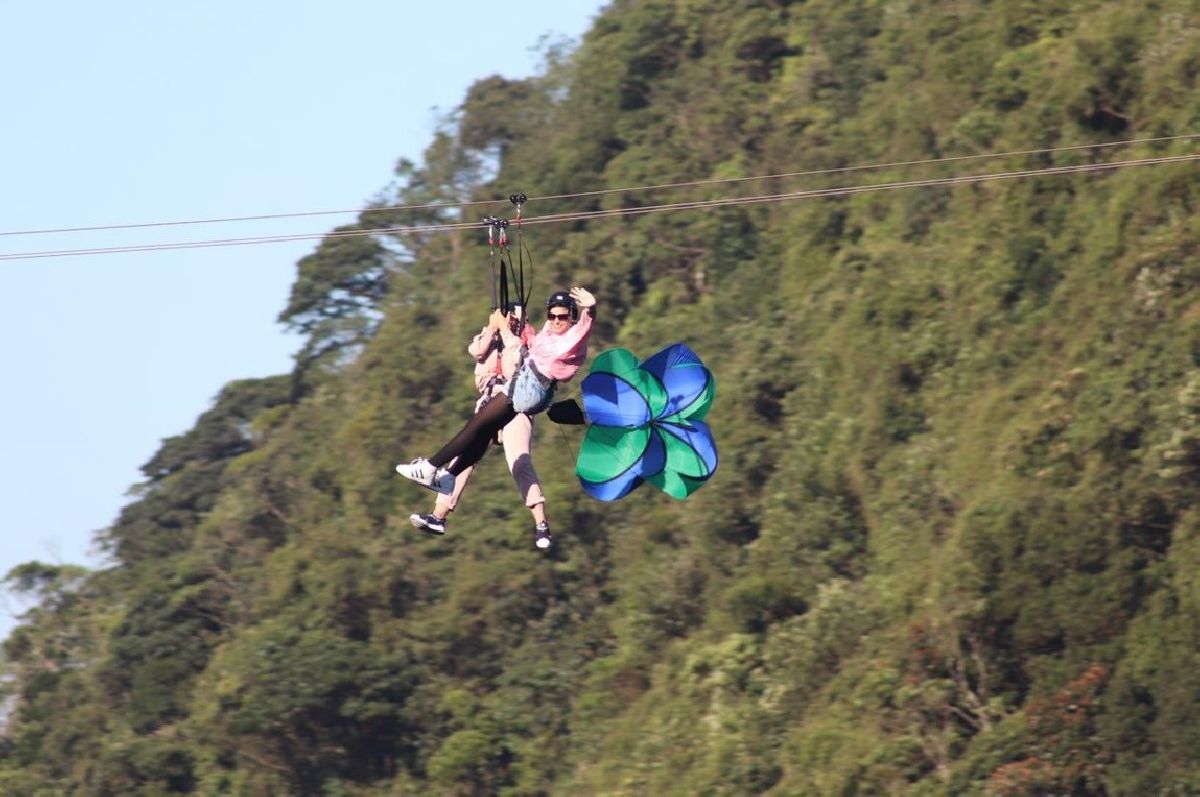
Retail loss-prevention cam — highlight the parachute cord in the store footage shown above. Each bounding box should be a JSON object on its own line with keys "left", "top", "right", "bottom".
{"left": 554, "top": 417, "right": 579, "bottom": 471}
{"left": 520, "top": 236, "right": 535, "bottom": 313}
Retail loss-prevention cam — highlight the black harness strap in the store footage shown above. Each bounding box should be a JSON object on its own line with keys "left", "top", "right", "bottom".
{"left": 486, "top": 217, "right": 498, "bottom": 310}
{"left": 483, "top": 214, "right": 512, "bottom": 312}
{"left": 482, "top": 195, "right": 533, "bottom": 335}
{"left": 509, "top": 193, "right": 531, "bottom": 333}
{"left": 498, "top": 247, "right": 511, "bottom": 314}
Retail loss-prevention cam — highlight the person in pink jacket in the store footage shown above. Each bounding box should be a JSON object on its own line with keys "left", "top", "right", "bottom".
{"left": 397, "top": 287, "right": 596, "bottom": 549}
{"left": 408, "top": 305, "right": 545, "bottom": 537}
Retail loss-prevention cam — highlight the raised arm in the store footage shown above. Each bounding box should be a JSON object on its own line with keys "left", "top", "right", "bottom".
{"left": 467, "top": 313, "right": 507, "bottom": 362}
{"left": 467, "top": 329, "right": 497, "bottom": 362}
{"left": 571, "top": 286, "right": 597, "bottom": 321}
{"left": 559, "top": 286, "right": 596, "bottom": 347}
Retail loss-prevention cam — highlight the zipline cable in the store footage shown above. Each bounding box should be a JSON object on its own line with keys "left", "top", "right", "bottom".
{"left": 520, "top": 152, "right": 1200, "bottom": 227}
{"left": 0, "top": 218, "right": 482, "bottom": 260}
{"left": 3, "top": 132, "right": 1199, "bottom": 239}
{"left": 0, "top": 197, "right": 510, "bottom": 239}
{"left": 2, "top": 152, "right": 1198, "bottom": 261}
{"left": 529, "top": 132, "right": 1200, "bottom": 205}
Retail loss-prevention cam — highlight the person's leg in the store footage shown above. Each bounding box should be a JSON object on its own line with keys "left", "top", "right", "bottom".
{"left": 500, "top": 413, "right": 546, "bottom": 519}
{"left": 431, "top": 392, "right": 488, "bottom": 515}
{"left": 411, "top": 462, "right": 473, "bottom": 535}
{"left": 429, "top": 394, "right": 516, "bottom": 473}
{"left": 434, "top": 463, "right": 473, "bottom": 518}
{"left": 500, "top": 413, "right": 552, "bottom": 548}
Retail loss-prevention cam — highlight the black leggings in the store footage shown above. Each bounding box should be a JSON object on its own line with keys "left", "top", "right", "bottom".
{"left": 429, "top": 393, "right": 518, "bottom": 475}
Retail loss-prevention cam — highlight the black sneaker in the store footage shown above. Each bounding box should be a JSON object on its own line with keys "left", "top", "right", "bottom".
{"left": 534, "top": 521, "right": 553, "bottom": 550}
{"left": 410, "top": 513, "right": 446, "bottom": 536}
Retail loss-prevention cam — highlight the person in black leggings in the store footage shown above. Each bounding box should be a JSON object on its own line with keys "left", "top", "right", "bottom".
{"left": 396, "top": 287, "right": 596, "bottom": 548}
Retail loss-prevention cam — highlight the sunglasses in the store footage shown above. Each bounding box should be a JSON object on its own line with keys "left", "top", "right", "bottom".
{"left": 547, "top": 311, "right": 572, "bottom": 321}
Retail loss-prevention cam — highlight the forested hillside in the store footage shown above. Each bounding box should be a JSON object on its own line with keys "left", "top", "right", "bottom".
{"left": 6, "top": 0, "right": 1200, "bottom": 793}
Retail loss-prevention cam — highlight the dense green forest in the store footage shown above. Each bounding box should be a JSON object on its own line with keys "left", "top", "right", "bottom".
{"left": 6, "top": 0, "right": 1200, "bottom": 793}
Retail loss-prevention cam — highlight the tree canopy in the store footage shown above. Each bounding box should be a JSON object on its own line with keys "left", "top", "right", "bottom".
{"left": 5, "top": 0, "right": 1200, "bottom": 793}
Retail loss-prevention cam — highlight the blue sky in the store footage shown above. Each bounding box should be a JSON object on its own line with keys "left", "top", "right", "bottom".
{"left": 0, "top": 1, "right": 605, "bottom": 636}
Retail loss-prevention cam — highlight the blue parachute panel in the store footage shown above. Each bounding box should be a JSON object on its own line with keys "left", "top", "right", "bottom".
{"left": 641, "top": 343, "right": 715, "bottom": 421}
{"left": 580, "top": 371, "right": 653, "bottom": 429}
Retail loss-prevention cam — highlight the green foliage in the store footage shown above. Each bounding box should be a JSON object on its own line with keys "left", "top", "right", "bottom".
{"left": 7, "top": 0, "right": 1200, "bottom": 793}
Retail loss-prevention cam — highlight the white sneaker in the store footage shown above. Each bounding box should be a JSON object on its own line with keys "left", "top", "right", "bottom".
{"left": 396, "top": 458, "right": 456, "bottom": 496}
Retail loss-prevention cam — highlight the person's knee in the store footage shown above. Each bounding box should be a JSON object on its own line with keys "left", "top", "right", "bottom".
{"left": 511, "top": 452, "right": 538, "bottom": 478}
{"left": 510, "top": 453, "right": 544, "bottom": 503}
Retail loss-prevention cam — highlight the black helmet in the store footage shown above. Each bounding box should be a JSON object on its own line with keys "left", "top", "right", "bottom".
{"left": 545, "top": 290, "right": 578, "bottom": 320}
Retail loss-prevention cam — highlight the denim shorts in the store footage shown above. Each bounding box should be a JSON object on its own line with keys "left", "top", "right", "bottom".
{"left": 510, "top": 359, "right": 557, "bottom": 414}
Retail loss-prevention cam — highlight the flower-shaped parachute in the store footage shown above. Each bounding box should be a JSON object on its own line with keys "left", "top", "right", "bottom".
{"left": 576, "top": 343, "right": 717, "bottom": 501}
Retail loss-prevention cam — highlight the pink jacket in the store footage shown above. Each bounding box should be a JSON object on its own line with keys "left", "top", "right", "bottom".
{"left": 526, "top": 308, "right": 593, "bottom": 382}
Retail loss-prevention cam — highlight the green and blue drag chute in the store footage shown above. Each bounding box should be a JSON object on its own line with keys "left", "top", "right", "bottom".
{"left": 574, "top": 343, "right": 717, "bottom": 501}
